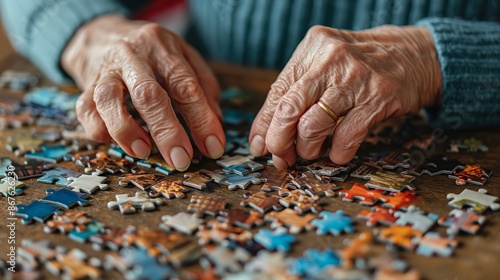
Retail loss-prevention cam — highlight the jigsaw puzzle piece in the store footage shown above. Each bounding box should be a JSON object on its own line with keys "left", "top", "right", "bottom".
{"left": 394, "top": 206, "right": 439, "bottom": 233}
{"left": 407, "top": 155, "right": 464, "bottom": 176}
{"left": 222, "top": 160, "right": 264, "bottom": 175}
{"left": 415, "top": 232, "right": 458, "bottom": 257}
{"left": 160, "top": 212, "right": 204, "bottom": 234}
{"left": 16, "top": 201, "right": 62, "bottom": 224}
{"left": 290, "top": 249, "right": 340, "bottom": 277}
{"left": 90, "top": 227, "right": 127, "bottom": 251}
{"left": 446, "top": 188, "right": 500, "bottom": 213}
{"left": 366, "top": 171, "right": 416, "bottom": 192}
{"left": 305, "top": 158, "right": 350, "bottom": 176}
{"left": 264, "top": 208, "right": 315, "bottom": 234}
{"left": 149, "top": 179, "right": 189, "bottom": 199}
{"left": 38, "top": 167, "right": 82, "bottom": 187}
{"left": 438, "top": 209, "right": 486, "bottom": 235}
{"left": 137, "top": 154, "right": 176, "bottom": 175}
{"left": 43, "top": 211, "right": 93, "bottom": 234}
{"left": 448, "top": 164, "right": 492, "bottom": 186}
{"left": 221, "top": 172, "right": 263, "bottom": 190}
{"left": 358, "top": 206, "right": 398, "bottom": 227}
{"left": 41, "top": 188, "right": 89, "bottom": 209}
{"left": 240, "top": 191, "right": 284, "bottom": 213}
{"left": 311, "top": 210, "right": 355, "bottom": 236}
{"left": 77, "top": 151, "right": 131, "bottom": 174}
{"left": 254, "top": 228, "right": 296, "bottom": 252}
{"left": 279, "top": 189, "right": 324, "bottom": 214}
{"left": 201, "top": 245, "right": 250, "bottom": 275}
{"left": 11, "top": 159, "right": 53, "bottom": 180}
{"left": 339, "top": 183, "right": 390, "bottom": 206}
{"left": 382, "top": 190, "right": 419, "bottom": 210}
{"left": 350, "top": 162, "right": 382, "bottom": 179}
{"left": 0, "top": 178, "right": 25, "bottom": 196}
{"left": 107, "top": 191, "right": 164, "bottom": 214}
{"left": 183, "top": 169, "right": 225, "bottom": 190}
{"left": 290, "top": 171, "right": 338, "bottom": 197}
{"left": 67, "top": 173, "right": 108, "bottom": 194}
{"left": 69, "top": 220, "right": 106, "bottom": 243}
{"left": 118, "top": 173, "right": 164, "bottom": 190}
{"left": 25, "top": 144, "right": 72, "bottom": 163}
{"left": 377, "top": 225, "right": 423, "bottom": 251}
{"left": 217, "top": 208, "right": 264, "bottom": 229}
{"left": 105, "top": 247, "right": 176, "bottom": 279}
{"left": 45, "top": 249, "right": 102, "bottom": 280}
{"left": 187, "top": 195, "right": 227, "bottom": 217}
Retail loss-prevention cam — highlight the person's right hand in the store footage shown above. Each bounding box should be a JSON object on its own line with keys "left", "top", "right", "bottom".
{"left": 61, "top": 14, "right": 225, "bottom": 171}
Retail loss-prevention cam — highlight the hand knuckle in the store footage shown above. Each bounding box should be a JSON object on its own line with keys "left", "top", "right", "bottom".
{"left": 275, "top": 95, "right": 302, "bottom": 120}
{"left": 131, "top": 80, "right": 161, "bottom": 106}
{"left": 171, "top": 77, "right": 203, "bottom": 104}
{"left": 93, "top": 83, "right": 120, "bottom": 104}
{"left": 139, "top": 22, "right": 164, "bottom": 37}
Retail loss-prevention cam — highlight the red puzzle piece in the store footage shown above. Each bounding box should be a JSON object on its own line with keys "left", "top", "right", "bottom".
{"left": 339, "top": 183, "right": 390, "bottom": 206}
{"left": 358, "top": 206, "right": 397, "bottom": 227}
{"left": 382, "top": 190, "right": 419, "bottom": 210}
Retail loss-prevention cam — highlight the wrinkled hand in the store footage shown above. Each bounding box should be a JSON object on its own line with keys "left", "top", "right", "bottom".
{"left": 249, "top": 25, "right": 442, "bottom": 169}
{"left": 62, "top": 14, "right": 225, "bottom": 171}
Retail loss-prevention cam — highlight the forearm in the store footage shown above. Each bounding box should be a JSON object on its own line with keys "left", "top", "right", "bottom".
{"left": 0, "top": 0, "right": 130, "bottom": 84}
{"left": 416, "top": 18, "right": 500, "bottom": 129}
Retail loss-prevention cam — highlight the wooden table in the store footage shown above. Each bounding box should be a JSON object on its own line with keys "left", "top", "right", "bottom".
{"left": 1, "top": 54, "right": 500, "bottom": 279}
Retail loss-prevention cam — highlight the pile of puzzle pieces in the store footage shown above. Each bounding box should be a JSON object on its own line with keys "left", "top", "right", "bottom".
{"left": 1, "top": 83, "right": 499, "bottom": 279}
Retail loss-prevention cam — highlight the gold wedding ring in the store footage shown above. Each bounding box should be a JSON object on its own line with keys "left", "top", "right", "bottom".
{"left": 317, "top": 100, "right": 339, "bottom": 122}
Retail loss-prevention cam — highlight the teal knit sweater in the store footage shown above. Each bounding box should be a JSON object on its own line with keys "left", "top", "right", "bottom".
{"left": 2, "top": 0, "right": 500, "bottom": 130}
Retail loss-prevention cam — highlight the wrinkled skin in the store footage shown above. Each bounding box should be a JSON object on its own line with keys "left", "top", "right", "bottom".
{"left": 62, "top": 14, "right": 225, "bottom": 171}
{"left": 249, "top": 25, "right": 442, "bottom": 169}
{"left": 63, "top": 15, "right": 442, "bottom": 171}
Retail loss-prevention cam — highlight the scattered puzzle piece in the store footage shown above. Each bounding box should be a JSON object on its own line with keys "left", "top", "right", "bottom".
{"left": 137, "top": 154, "right": 176, "bottom": 175}
{"left": 366, "top": 171, "right": 415, "bottom": 192}
{"left": 370, "top": 152, "right": 410, "bottom": 170}
{"left": 222, "top": 160, "right": 264, "bottom": 175}
{"left": 183, "top": 169, "right": 225, "bottom": 190}
{"left": 218, "top": 208, "right": 264, "bottom": 229}
{"left": 201, "top": 245, "right": 250, "bottom": 275}
{"left": 438, "top": 209, "right": 486, "bottom": 235}
{"left": 394, "top": 206, "right": 439, "bottom": 233}
{"left": 382, "top": 190, "right": 419, "bottom": 210}
{"left": 254, "top": 228, "right": 296, "bottom": 252}
{"left": 341, "top": 232, "right": 374, "bottom": 269}
{"left": 124, "top": 227, "right": 189, "bottom": 256}
{"left": 446, "top": 188, "right": 500, "bottom": 213}
{"left": 16, "top": 201, "right": 62, "bottom": 224}
{"left": 290, "top": 249, "right": 340, "bottom": 277}
{"left": 305, "top": 159, "right": 350, "bottom": 176}
{"left": 38, "top": 167, "right": 82, "bottom": 187}
{"left": 216, "top": 154, "right": 254, "bottom": 168}
{"left": 46, "top": 249, "right": 101, "bottom": 280}
{"left": 240, "top": 191, "right": 284, "bottom": 213}
{"left": 221, "top": 172, "right": 263, "bottom": 190}
{"left": 196, "top": 220, "right": 253, "bottom": 245}
{"left": 78, "top": 152, "right": 131, "bottom": 174}
{"left": 311, "top": 210, "right": 355, "bottom": 236}
{"left": 11, "top": 159, "right": 52, "bottom": 180}
{"left": 90, "top": 227, "right": 127, "bottom": 251}
{"left": 68, "top": 220, "right": 105, "bottom": 243}
{"left": 279, "top": 189, "right": 323, "bottom": 214}
{"left": 25, "top": 144, "right": 72, "bottom": 163}
{"left": 245, "top": 251, "right": 295, "bottom": 279}
{"left": 188, "top": 195, "right": 227, "bottom": 217}
{"left": 107, "top": 191, "right": 164, "bottom": 214}
{"left": 260, "top": 167, "right": 287, "bottom": 192}
{"left": 339, "top": 183, "right": 390, "bottom": 206}
{"left": 377, "top": 225, "right": 423, "bottom": 251}
{"left": 17, "top": 239, "right": 65, "bottom": 269}
{"left": 358, "top": 206, "right": 398, "bottom": 227}
{"left": 164, "top": 242, "right": 202, "bottom": 268}
{"left": 407, "top": 155, "right": 464, "bottom": 176}
{"left": 415, "top": 232, "right": 458, "bottom": 257}
{"left": 291, "top": 171, "right": 338, "bottom": 197}
{"left": 44, "top": 212, "right": 93, "bottom": 234}
{"left": 264, "top": 208, "right": 315, "bottom": 234}
{"left": 67, "top": 173, "right": 108, "bottom": 194}
{"left": 160, "top": 212, "right": 204, "bottom": 234}
{"left": 0, "top": 178, "right": 24, "bottom": 196}
{"left": 41, "top": 188, "right": 89, "bottom": 209}
{"left": 117, "top": 173, "right": 164, "bottom": 190}
{"left": 149, "top": 179, "right": 189, "bottom": 199}
{"left": 350, "top": 162, "right": 382, "bottom": 179}
{"left": 448, "top": 164, "right": 492, "bottom": 186}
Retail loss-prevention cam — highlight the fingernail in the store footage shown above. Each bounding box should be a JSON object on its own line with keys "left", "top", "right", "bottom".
{"left": 250, "top": 135, "right": 265, "bottom": 156}
{"left": 205, "top": 135, "right": 224, "bottom": 159}
{"left": 131, "top": 139, "right": 150, "bottom": 159}
{"left": 170, "top": 146, "right": 191, "bottom": 171}
{"left": 272, "top": 155, "right": 289, "bottom": 170}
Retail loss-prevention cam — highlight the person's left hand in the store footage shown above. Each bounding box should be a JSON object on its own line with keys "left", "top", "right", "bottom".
{"left": 249, "top": 25, "right": 442, "bottom": 169}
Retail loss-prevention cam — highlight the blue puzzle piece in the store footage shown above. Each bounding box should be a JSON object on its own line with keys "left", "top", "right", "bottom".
{"left": 0, "top": 158, "right": 13, "bottom": 178}
{"left": 119, "top": 247, "right": 177, "bottom": 280}
{"left": 38, "top": 167, "right": 82, "bottom": 187}
{"left": 40, "top": 188, "right": 89, "bottom": 209}
{"left": 69, "top": 220, "right": 105, "bottom": 243}
{"left": 107, "top": 145, "right": 136, "bottom": 162}
{"left": 15, "top": 201, "right": 61, "bottom": 224}
{"left": 222, "top": 172, "right": 263, "bottom": 191}
{"left": 24, "top": 87, "right": 60, "bottom": 107}
{"left": 254, "top": 228, "right": 296, "bottom": 252}
{"left": 25, "top": 145, "right": 71, "bottom": 163}
{"left": 223, "top": 161, "right": 264, "bottom": 176}
{"left": 311, "top": 210, "right": 355, "bottom": 236}
{"left": 290, "top": 249, "right": 340, "bottom": 277}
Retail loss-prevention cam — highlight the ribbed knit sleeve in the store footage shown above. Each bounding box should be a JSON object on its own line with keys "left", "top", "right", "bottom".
{"left": 0, "top": 0, "right": 130, "bottom": 84}
{"left": 416, "top": 18, "right": 500, "bottom": 129}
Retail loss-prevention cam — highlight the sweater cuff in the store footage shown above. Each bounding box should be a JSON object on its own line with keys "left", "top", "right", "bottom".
{"left": 28, "top": 0, "right": 130, "bottom": 84}
{"left": 415, "top": 18, "right": 500, "bottom": 130}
